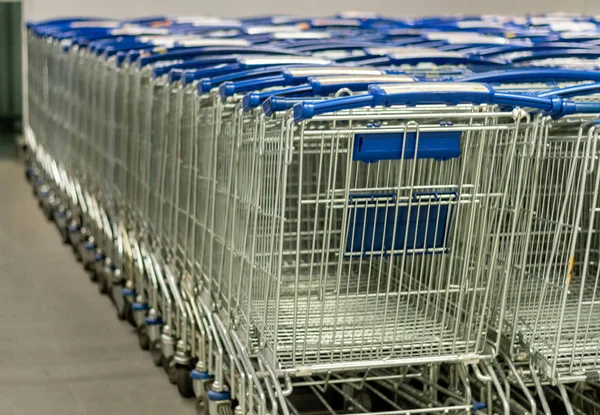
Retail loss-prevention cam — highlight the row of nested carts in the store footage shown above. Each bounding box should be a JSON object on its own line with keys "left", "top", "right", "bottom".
{"left": 24, "top": 12, "right": 600, "bottom": 415}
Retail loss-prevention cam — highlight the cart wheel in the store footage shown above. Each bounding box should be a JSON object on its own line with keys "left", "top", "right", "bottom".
{"left": 100, "top": 274, "right": 110, "bottom": 295}
{"left": 176, "top": 366, "right": 195, "bottom": 398}
{"left": 115, "top": 298, "right": 126, "bottom": 320}
{"left": 125, "top": 305, "right": 136, "bottom": 327}
{"left": 137, "top": 325, "right": 150, "bottom": 351}
{"left": 60, "top": 228, "right": 70, "bottom": 245}
{"left": 150, "top": 341, "right": 163, "bottom": 366}
{"left": 88, "top": 267, "right": 98, "bottom": 282}
{"left": 163, "top": 355, "right": 177, "bottom": 384}
{"left": 97, "top": 271, "right": 106, "bottom": 294}
{"left": 196, "top": 394, "right": 207, "bottom": 415}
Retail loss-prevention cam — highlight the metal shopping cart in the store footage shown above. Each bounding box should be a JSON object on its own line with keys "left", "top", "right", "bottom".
{"left": 197, "top": 82, "right": 544, "bottom": 415}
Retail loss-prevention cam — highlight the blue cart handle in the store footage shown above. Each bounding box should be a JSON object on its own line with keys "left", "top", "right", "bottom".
{"left": 355, "top": 51, "right": 506, "bottom": 67}
{"left": 309, "top": 74, "right": 417, "bottom": 95}
{"left": 263, "top": 97, "right": 325, "bottom": 116}
{"left": 243, "top": 74, "right": 416, "bottom": 111}
{"left": 138, "top": 46, "right": 304, "bottom": 66}
{"left": 292, "top": 41, "right": 396, "bottom": 53}
{"left": 219, "top": 67, "right": 386, "bottom": 99}
{"left": 386, "top": 51, "right": 506, "bottom": 66}
{"left": 511, "top": 49, "right": 600, "bottom": 63}
{"left": 538, "top": 83, "right": 600, "bottom": 99}
{"left": 173, "top": 38, "right": 250, "bottom": 47}
{"left": 199, "top": 65, "right": 320, "bottom": 93}
{"left": 476, "top": 42, "right": 600, "bottom": 57}
{"left": 458, "top": 68, "right": 600, "bottom": 83}
{"left": 176, "top": 56, "right": 330, "bottom": 84}
{"left": 293, "top": 82, "right": 600, "bottom": 121}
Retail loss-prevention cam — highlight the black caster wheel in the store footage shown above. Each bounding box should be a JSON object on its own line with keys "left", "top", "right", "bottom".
{"left": 98, "top": 274, "right": 110, "bottom": 295}
{"left": 72, "top": 246, "right": 82, "bottom": 261}
{"left": 150, "top": 341, "right": 163, "bottom": 366}
{"left": 89, "top": 269, "right": 98, "bottom": 282}
{"left": 137, "top": 325, "right": 150, "bottom": 351}
{"left": 163, "top": 355, "right": 177, "bottom": 384}
{"left": 60, "top": 229, "right": 70, "bottom": 245}
{"left": 176, "top": 366, "right": 195, "bottom": 398}
{"left": 125, "top": 306, "right": 136, "bottom": 327}
{"left": 116, "top": 304, "right": 126, "bottom": 320}
{"left": 114, "top": 292, "right": 126, "bottom": 320}
{"left": 195, "top": 394, "right": 207, "bottom": 415}
{"left": 97, "top": 272, "right": 106, "bottom": 294}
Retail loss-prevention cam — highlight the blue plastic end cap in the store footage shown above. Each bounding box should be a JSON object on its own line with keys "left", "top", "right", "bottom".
{"left": 150, "top": 67, "right": 163, "bottom": 78}
{"left": 471, "top": 401, "right": 486, "bottom": 411}
{"left": 200, "top": 78, "right": 213, "bottom": 93}
{"left": 129, "top": 51, "right": 141, "bottom": 64}
{"left": 94, "top": 253, "right": 104, "bottom": 262}
{"left": 168, "top": 69, "right": 183, "bottom": 83}
{"left": 219, "top": 82, "right": 236, "bottom": 101}
{"left": 242, "top": 93, "right": 260, "bottom": 112}
{"left": 121, "top": 287, "right": 136, "bottom": 297}
{"left": 145, "top": 316, "right": 163, "bottom": 326}
{"left": 68, "top": 225, "right": 80, "bottom": 233}
{"left": 56, "top": 210, "right": 67, "bottom": 217}
{"left": 191, "top": 370, "right": 213, "bottom": 380}
{"left": 207, "top": 390, "right": 231, "bottom": 401}
{"left": 116, "top": 52, "right": 127, "bottom": 67}
{"left": 293, "top": 102, "right": 314, "bottom": 122}
{"left": 131, "top": 302, "right": 149, "bottom": 311}
{"left": 183, "top": 71, "right": 197, "bottom": 86}
{"left": 84, "top": 242, "right": 96, "bottom": 250}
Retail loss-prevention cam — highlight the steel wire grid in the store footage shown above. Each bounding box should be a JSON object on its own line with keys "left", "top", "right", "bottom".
{"left": 211, "top": 104, "right": 531, "bottom": 373}
{"left": 502, "top": 115, "right": 600, "bottom": 383}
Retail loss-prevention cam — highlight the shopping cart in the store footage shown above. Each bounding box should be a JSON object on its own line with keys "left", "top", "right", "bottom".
{"left": 186, "top": 82, "right": 537, "bottom": 415}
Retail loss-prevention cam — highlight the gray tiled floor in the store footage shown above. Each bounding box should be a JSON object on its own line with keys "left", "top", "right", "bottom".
{"left": 0, "top": 159, "right": 194, "bottom": 415}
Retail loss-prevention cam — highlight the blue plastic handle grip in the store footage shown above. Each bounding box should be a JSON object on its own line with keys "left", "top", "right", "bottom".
{"left": 153, "top": 57, "right": 239, "bottom": 78}
{"left": 219, "top": 67, "right": 387, "bottom": 99}
{"left": 309, "top": 75, "right": 416, "bottom": 95}
{"left": 241, "top": 75, "right": 415, "bottom": 111}
{"left": 386, "top": 54, "right": 506, "bottom": 66}
{"left": 242, "top": 86, "right": 314, "bottom": 111}
{"left": 458, "top": 69, "right": 600, "bottom": 83}
{"left": 219, "top": 75, "right": 285, "bottom": 99}
{"left": 292, "top": 41, "right": 391, "bottom": 53}
{"left": 199, "top": 65, "right": 309, "bottom": 93}
{"left": 511, "top": 49, "right": 600, "bottom": 63}
{"left": 370, "top": 83, "right": 495, "bottom": 106}
{"left": 291, "top": 83, "right": 600, "bottom": 122}
{"left": 477, "top": 42, "right": 600, "bottom": 57}
{"left": 138, "top": 46, "right": 303, "bottom": 66}
{"left": 538, "top": 83, "right": 600, "bottom": 98}
{"left": 293, "top": 94, "right": 375, "bottom": 120}
{"left": 263, "top": 97, "right": 320, "bottom": 117}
